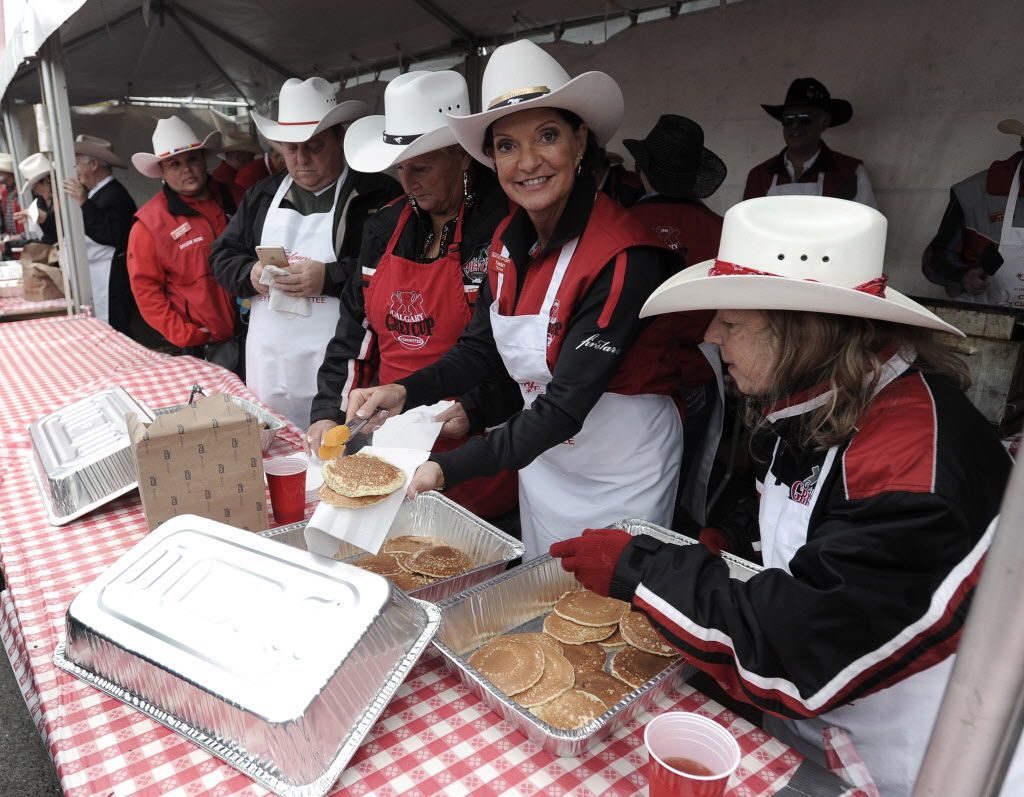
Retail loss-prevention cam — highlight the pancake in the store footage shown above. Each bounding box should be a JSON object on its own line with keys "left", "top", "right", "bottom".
{"left": 619, "top": 611, "right": 678, "bottom": 656}
{"left": 322, "top": 453, "right": 405, "bottom": 498}
{"left": 407, "top": 545, "right": 474, "bottom": 578}
{"left": 610, "top": 646, "right": 675, "bottom": 689}
{"left": 514, "top": 649, "right": 575, "bottom": 708}
{"left": 598, "top": 630, "right": 627, "bottom": 650}
{"left": 354, "top": 552, "right": 403, "bottom": 576}
{"left": 383, "top": 535, "right": 444, "bottom": 554}
{"left": 574, "top": 670, "right": 633, "bottom": 709}
{"left": 543, "top": 613, "right": 616, "bottom": 644}
{"left": 560, "top": 642, "right": 605, "bottom": 673}
{"left": 468, "top": 637, "right": 545, "bottom": 696}
{"left": 531, "top": 689, "right": 607, "bottom": 729}
{"left": 553, "top": 590, "right": 630, "bottom": 627}
{"left": 389, "top": 572, "right": 432, "bottom": 591}
{"left": 318, "top": 483, "right": 391, "bottom": 509}
{"left": 504, "top": 632, "right": 564, "bottom": 657}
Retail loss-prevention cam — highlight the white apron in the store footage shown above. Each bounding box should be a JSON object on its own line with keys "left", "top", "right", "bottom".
{"left": 85, "top": 235, "right": 114, "bottom": 323}
{"left": 767, "top": 172, "right": 825, "bottom": 197}
{"left": 959, "top": 164, "right": 1024, "bottom": 308}
{"left": 490, "top": 238, "right": 682, "bottom": 560}
{"left": 246, "top": 174, "right": 345, "bottom": 428}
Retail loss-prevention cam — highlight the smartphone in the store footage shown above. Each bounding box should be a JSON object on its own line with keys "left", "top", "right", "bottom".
{"left": 255, "top": 245, "right": 289, "bottom": 268}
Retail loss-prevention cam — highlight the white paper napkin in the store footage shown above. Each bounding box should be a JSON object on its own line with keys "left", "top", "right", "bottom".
{"left": 303, "top": 446, "right": 429, "bottom": 557}
{"left": 370, "top": 399, "right": 454, "bottom": 451}
{"left": 24, "top": 199, "right": 43, "bottom": 240}
{"left": 260, "top": 264, "right": 312, "bottom": 316}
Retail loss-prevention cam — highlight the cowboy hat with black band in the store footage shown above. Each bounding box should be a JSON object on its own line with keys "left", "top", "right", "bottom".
{"left": 445, "top": 39, "right": 623, "bottom": 168}
{"left": 762, "top": 78, "right": 853, "bottom": 127}
{"left": 624, "top": 114, "right": 726, "bottom": 199}
{"left": 252, "top": 77, "right": 367, "bottom": 144}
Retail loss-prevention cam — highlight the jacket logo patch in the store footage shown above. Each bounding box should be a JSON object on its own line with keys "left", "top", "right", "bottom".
{"left": 386, "top": 290, "right": 434, "bottom": 350}
{"left": 462, "top": 251, "right": 488, "bottom": 283}
{"left": 789, "top": 465, "right": 821, "bottom": 505}
{"left": 653, "top": 224, "right": 682, "bottom": 251}
{"left": 178, "top": 235, "right": 205, "bottom": 250}
{"left": 547, "top": 298, "right": 562, "bottom": 347}
{"left": 170, "top": 222, "right": 192, "bottom": 240}
{"left": 492, "top": 252, "right": 512, "bottom": 274}
{"left": 575, "top": 334, "right": 621, "bottom": 355}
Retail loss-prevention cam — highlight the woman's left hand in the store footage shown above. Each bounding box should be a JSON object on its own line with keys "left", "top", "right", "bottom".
{"left": 406, "top": 461, "right": 444, "bottom": 499}
{"left": 433, "top": 402, "right": 470, "bottom": 438}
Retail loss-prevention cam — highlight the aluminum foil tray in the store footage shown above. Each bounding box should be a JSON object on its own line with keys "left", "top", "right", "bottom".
{"left": 432, "top": 520, "right": 746, "bottom": 757}
{"left": 28, "top": 385, "right": 156, "bottom": 525}
{"left": 260, "top": 491, "right": 525, "bottom": 602}
{"left": 53, "top": 514, "right": 440, "bottom": 797}
{"left": 155, "top": 395, "right": 285, "bottom": 453}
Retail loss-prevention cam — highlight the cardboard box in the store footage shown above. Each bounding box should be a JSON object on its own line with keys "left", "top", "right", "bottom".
{"left": 126, "top": 393, "right": 268, "bottom": 532}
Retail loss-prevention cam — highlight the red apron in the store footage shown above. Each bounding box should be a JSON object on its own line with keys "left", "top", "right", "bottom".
{"left": 364, "top": 204, "right": 517, "bottom": 519}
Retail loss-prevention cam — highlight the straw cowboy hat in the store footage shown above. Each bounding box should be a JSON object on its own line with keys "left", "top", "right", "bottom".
{"left": 623, "top": 115, "right": 726, "bottom": 199}
{"left": 252, "top": 77, "right": 367, "bottom": 143}
{"left": 73, "top": 134, "right": 125, "bottom": 168}
{"left": 446, "top": 39, "right": 624, "bottom": 167}
{"left": 997, "top": 118, "right": 1024, "bottom": 137}
{"left": 0, "top": 153, "right": 14, "bottom": 174}
{"left": 640, "top": 195, "right": 962, "bottom": 336}
{"left": 131, "top": 116, "right": 222, "bottom": 179}
{"left": 345, "top": 71, "right": 470, "bottom": 173}
{"left": 18, "top": 153, "right": 53, "bottom": 197}
{"left": 218, "top": 130, "right": 263, "bottom": 156}
{"left": 762, "top": 77, "right": 853, "bottom": 127}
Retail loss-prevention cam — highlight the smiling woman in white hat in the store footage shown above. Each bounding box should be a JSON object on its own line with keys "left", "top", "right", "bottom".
{"left": 305, "top": 70, "right": 517, "bottom": 520}
{"left": 210, "top": 76, "right": 401, "bottom": 428}
{"left": 126, "top": 116, "right": 239, "bottom": 366}
{"left": 550, "top": 195, "right": 1019, "bottom": 797}
{"left": 347, "top": 40, "right": 708, "bottom": 558}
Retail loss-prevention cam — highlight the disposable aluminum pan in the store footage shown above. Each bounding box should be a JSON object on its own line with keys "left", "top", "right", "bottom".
{"left": 432, "top": 521, "right": 763, "bottom": 757}
{"left": 155, "top": 394, "right": 285, "bottom": 453}
{"left": 260, "top": 491, "right": 524, "bottom": 602}
{"left": 28, "top": 385, "right": 155, "bottom": 525}
{"left": 53, "top": 514, "right": 440, "bottom": 797}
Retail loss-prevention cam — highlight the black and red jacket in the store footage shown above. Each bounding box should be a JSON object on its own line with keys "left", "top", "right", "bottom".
{"left": 743, "top": 142, "right": 862, "bottom": 201}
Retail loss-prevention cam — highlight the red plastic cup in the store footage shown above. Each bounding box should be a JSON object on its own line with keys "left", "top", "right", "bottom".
{"left": 264, "top": 455, "right": 307, "bottom": 525}
{"left": 644, "top": 712, "right": 741, "bottom": 797}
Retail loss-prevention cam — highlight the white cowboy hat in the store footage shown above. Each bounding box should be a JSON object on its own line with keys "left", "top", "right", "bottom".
{"left": 640, "top": 196, "right": 963, "bottom": 336}
{"left": 0, "top": 153, "right": 14, "bottom": 174}
{"left": 131, "top": 116, "right": 222, "bottom": 179}
{"left": 345, "top": 71, "right": 469, "bottom": 173}
{"left": 18, "top": 153, "right": 53, "bottom": 197}
{"left": 446, "top": 39, "right": 624, "bottom": 168}
{"left": 74, "top": 134, "right": 125, "bottom": 168}
{"left": 997, "top": 118, "right": 1024, "bottom": 137}
{"left": 218, "top": 130, "right": 263, "bottom": 156}
{"left": 252, "top": 77, "right": 367, "bottom": 143}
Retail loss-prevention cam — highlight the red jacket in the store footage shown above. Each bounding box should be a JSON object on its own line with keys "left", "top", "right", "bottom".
{"left": 128, "top": 183, "right": 236, "bottom": 347}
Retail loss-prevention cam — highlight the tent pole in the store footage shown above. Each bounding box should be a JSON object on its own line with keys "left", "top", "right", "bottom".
{"left": 38, "top": 32, "right": 92, "bottom": 315}
{"left": 1, "top": 101, "right": 27, "bottom": 196}
{"left": 912, "top": 455, "right": 1024, "bottom": 796}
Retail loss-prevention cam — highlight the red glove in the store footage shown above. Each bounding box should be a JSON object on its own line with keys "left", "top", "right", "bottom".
{"left": 549, "top": 528, "right": 633, "bottom": 597}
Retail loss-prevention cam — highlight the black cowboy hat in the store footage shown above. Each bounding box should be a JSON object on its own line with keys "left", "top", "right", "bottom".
{"left": 761, "top": 77, "right": 853, "bottom": 127}
{"left": 623, "top": 115, "right": 727, "bottom": 199}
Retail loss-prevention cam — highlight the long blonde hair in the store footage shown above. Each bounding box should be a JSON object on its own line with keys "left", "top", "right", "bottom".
{"left": 745, "top": 311, "right": 970, "bottom": 451}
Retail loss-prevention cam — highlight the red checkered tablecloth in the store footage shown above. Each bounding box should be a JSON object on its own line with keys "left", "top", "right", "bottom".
{"left": 0, "top": 315, "right": 845, "bottom": 796}
{"left": 0, "top": 296, "right": 69, "bottom": 319}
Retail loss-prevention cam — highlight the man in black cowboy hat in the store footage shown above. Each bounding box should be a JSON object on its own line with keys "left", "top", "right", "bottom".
{"left": 743, "top": 77, "right": 876, "bottom": 207}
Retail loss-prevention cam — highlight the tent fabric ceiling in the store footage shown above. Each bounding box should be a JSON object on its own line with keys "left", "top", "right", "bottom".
{"left": 4, "top": 0, "right": 671, "bottom": 105}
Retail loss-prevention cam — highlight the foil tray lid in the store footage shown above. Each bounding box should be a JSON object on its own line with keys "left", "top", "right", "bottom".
{"left": 29, "top": 385, "right": 154, "bottom": 477}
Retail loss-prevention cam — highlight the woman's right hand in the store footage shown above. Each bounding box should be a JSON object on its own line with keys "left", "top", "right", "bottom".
{"left": 305, "top": 419, "right": 338, "bottom": 456}
{"left": 347, "top": 384, "right": 407, "bottom": 422}
{"left": 434, "top": 402, "right": 470, "bottom": 438}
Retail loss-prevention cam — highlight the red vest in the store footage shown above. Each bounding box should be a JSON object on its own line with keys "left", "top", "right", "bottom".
{"left": 627, "top": 199, "right": 723, "bottom": 267}
{"left": 134, "top": 191, "right": 236, "bottom": 342}
{"left": 487, "top": 193, "right": 709, "bottom": 396}
{"left": 743, "top": 145, "right": 863, "bottom": 201}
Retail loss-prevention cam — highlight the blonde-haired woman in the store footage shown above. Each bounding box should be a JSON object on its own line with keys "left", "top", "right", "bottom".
{"left": 551, "top": 196, "right": 1019, "bottom": 797}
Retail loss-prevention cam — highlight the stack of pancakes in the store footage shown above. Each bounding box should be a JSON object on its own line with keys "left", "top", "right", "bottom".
{"left": 318, "top": 453, "right": 405, "bottom": 509}
{"left": 345, "top": 535, "right": 475, "bottom": 591}
{"left": 466, "top": 589, "right": 679, "bottom": 730}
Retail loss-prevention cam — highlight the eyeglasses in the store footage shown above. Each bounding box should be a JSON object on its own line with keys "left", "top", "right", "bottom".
{"left": 781, "top": 112, "right": 817, "bottom": 128}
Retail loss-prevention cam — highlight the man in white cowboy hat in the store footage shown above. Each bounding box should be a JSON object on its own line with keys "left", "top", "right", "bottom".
{"left": 552, "top": 195, "right": 1023, "bottom": 797}
{"left": 60, "top": 135, "right": 138, "bottom": 335}
{"left": 743, "top": 77, "right": 876, "bottom": 208}
{"left": 922, "top": 118, "right": 1024, "bottom": 308}
{"left": 15, "top": 153, "right": 58, "bottom": 244}
{"left": 210, "top": 76, "right": 400, "bottom": 428}
{"left": 211, "top": 130, "right": 264, "bottom": 203}
{"left": 127, "top": 116, "right": 240, "bottom": 368}
{"left": 0, "top": 152, "right": 23, "bottom": 243}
